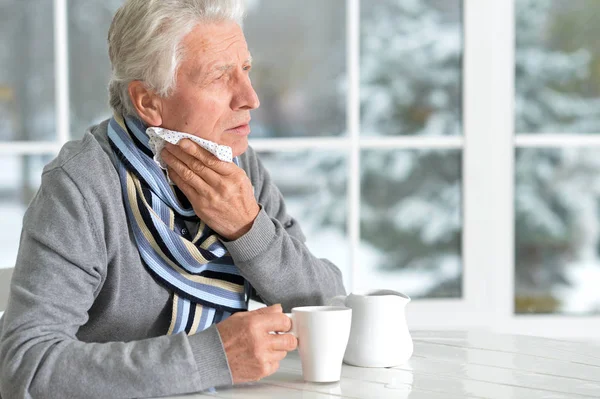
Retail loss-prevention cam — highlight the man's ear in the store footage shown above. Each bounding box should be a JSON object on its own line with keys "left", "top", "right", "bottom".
{"left": 128, "top": 81, "right": 163, "bottom": 126}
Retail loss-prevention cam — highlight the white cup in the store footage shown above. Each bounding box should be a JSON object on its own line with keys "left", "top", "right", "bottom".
{"left": 284, "top": 306, "right": 352, "bottom": 383}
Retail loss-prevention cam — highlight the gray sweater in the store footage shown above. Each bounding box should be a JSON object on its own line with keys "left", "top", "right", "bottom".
{"left": 0, "top": 120, "right": 345, "bottom": 399}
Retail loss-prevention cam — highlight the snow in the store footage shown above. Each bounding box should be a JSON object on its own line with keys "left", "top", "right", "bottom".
{"left": 557, "top": 261, "right": 600, "bottom": 313}
{"left": 0, "top": 203, "right": 25, "bottom": 269}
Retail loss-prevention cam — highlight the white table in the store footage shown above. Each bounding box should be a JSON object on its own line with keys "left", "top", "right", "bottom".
{"left": 166, "top": 330, "right": 600, "bottom": 398}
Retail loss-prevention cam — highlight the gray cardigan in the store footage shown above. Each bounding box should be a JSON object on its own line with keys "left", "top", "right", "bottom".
{"left": 0, "top": 120, "right": 345, "bottom": 399}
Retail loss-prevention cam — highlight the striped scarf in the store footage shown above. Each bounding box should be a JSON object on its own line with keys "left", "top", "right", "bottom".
{"left": 107, "top": 114, "right": 249, "bottom": 335}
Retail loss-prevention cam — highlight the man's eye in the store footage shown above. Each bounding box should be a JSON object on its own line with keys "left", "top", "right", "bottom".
{"left": 243, "top": 65, "right": 251, "bottom": 71}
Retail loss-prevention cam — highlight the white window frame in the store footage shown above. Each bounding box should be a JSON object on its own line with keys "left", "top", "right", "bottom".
{"left": 4, "top": 0, "right": 600, "bottom": 340}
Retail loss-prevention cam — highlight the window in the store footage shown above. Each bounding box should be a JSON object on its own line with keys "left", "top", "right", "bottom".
{"left": 245, "top": 0, "right": 464, "bottom": 300}
{"left": 0, "top": 0, "right": 56, "bottom": 142}
{"left": 2, "top": 0, "right": 599, "bottom": 338}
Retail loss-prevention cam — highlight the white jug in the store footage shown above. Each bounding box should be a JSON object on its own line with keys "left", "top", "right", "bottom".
{"left": 329, "top": 289, "right": 413, "bottom": 368}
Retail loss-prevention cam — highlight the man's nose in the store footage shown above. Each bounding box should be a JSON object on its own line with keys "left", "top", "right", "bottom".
{"left": 232, "top": 73, "right": 260, "bottom": 111}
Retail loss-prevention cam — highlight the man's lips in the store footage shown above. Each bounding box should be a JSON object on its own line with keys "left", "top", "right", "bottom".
{"left": 226, "top": 121, "right": 251, "bottom": 136}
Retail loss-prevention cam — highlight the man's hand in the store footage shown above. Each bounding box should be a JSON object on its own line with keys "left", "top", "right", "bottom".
{"left": 161, "top": 140, "right": 260, "bottom": 240}
{"left": 216, "top": 304, "right": 297, "bottom": 384}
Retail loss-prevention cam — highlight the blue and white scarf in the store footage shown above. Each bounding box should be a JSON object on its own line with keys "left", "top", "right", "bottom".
{"left": 107, "top": 114, "right": 249, "bottom": 335}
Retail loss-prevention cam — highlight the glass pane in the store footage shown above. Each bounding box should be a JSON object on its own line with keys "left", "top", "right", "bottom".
{"left": 0, "top": 155, "right": 52, "bottom": 269}
{"left": 360, "top": 0, "right": 463, "bottom": 136}
{"left": 68, "top": 0, "right": 121, "bottom": 138}
{"left": 0, "top": 0, "right": 55, "bottom": 141}
{"left": 516, "top": 0, "right": 600, "bottom": 134}
{"left": 245, "top": 0, "right": 346, "bottom": 138}
{"left": 0, "top": 269, "right": 13, "bottom": 311}
{"left": 257, "top": 151, "right": 350, "bottom": 289}
{"left": 359, "top": 150, "right": 462, "bottom": 298}
{"left": 515, "top": 148, "right": 600, "bottom": 314}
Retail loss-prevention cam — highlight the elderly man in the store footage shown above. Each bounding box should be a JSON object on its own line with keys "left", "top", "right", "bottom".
{"left": 0, "top": 0, "right": 345, "bottom": 398}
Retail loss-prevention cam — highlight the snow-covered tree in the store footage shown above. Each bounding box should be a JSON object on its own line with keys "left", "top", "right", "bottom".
{"left": 303, "top": 0, "right": 600, "bottom": 308}
{"left": 361, "top": 0, "right": 461, "bottom": 137}
{"left": 515, "top": 0, "right": 600, "bottom": 313}
{"left": 357, "top": 0, "right": 463, "bottom": 298}
{"left": 516, "top": 0, "right": 600, "bottom": 133}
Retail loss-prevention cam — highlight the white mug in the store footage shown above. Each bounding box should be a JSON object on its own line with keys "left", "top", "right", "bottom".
{"left": 284, "top": 306, "right": 352, "bottom": 382}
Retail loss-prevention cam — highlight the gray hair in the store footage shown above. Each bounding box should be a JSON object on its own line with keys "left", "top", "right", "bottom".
{"left": 108, "top": 0, "right": 246, "bottom": 117}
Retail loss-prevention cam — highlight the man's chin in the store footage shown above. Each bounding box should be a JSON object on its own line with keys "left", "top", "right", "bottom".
{"left": 231, "top": 140, "right": 249, "bottom": 157}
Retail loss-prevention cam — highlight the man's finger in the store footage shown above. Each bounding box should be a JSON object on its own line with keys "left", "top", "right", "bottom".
{"left": 259, "top": 312, "right": 293, "bottom": 334}
{"left": 162, "top": 150, "right": 210, "bottom": 195}
{"left": 270, "top": 333, "right": 298, "bottom": 351}
{"left": 167, "top": 167, "right": 202, "bottom": 198}
{"left": 178, "top": 139, "right": 236, "bottom": 176}
{"left": 163, "top": 143, "right": 221, "bottom": 187}
{"left": 269, "top": 350, "right": 289, "bottom": 363}
{"left": 252, "top": 304, "right": 283, "bottom": 315}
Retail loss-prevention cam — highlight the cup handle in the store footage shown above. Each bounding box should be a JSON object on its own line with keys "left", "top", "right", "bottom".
{"left": 327, "top": 295, "right": 347, "bottom": 307}
{"left": 283, "top": 313, "right": 297, "bottom": 337}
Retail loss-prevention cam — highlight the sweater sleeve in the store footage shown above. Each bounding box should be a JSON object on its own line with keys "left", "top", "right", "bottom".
{"left": 223, "top": 150, "right": 347, "bottom": 312}
{"left": 0, "top": 167, "right": 231, "bottom": 399}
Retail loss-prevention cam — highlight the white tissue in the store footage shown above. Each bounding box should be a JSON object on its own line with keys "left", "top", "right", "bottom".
{"left": 146, "top": 126, "right": 233, "bottom": 169}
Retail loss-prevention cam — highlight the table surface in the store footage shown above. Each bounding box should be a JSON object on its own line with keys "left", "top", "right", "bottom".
{"left": 163, "top": 330, "right": 600, "bottom": 399}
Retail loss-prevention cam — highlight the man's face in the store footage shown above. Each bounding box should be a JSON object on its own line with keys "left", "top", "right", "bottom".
{"left": 159, "top": 21, "right": 259, "bottom": 157}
